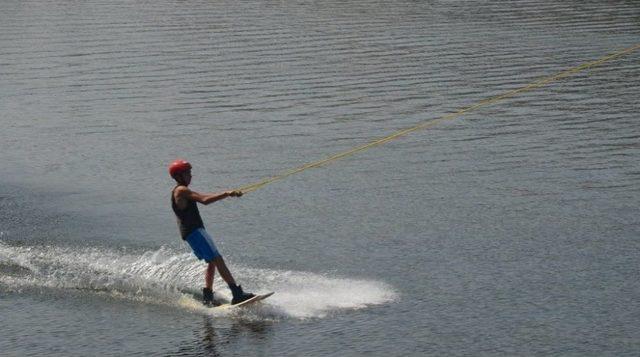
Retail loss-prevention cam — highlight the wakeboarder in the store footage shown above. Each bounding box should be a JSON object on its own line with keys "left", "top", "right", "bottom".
{"left": 169, "top": 159, "right": 255, "bottom": 306}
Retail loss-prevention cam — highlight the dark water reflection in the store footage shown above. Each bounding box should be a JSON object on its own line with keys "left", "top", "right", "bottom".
{"left": 168, "top": 317, "right": 273, "bottom": 357}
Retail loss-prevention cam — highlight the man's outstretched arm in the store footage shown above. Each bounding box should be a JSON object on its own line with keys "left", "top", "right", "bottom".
{"left": 175, "top": 186, "right": 242, "bottom": 206}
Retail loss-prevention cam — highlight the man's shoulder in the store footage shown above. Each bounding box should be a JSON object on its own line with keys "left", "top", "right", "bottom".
{"left": 173, "top": 185, "right": 191, "bottom": 197}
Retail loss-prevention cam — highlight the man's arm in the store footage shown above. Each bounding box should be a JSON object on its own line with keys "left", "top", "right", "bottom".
{"left": 175, "top": 186, "right": 242, "bottom": 207}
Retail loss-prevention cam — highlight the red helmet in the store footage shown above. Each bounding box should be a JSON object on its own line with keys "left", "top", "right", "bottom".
{"left": 169, "top": 159, "right": 192, "bottom": 178}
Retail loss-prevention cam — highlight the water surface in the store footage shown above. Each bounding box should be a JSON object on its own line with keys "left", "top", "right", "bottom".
{"left": 1, "top": 0, "right": 639, "bottom": 355}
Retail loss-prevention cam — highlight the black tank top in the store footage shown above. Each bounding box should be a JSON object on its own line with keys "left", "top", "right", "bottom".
{"left": 171, "top": 187, "right": 204, "bottom": 240}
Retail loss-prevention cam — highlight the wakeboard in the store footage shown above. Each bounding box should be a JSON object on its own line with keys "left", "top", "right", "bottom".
{"left": 214, "top": 292, "right": 274, "bottom": 310}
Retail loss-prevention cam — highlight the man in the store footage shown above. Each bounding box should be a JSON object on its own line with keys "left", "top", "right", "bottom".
{"left": 169, "top": 159, "right": 255, "bottom": 306}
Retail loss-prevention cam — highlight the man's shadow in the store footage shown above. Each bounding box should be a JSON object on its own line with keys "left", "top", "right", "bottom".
{"left": 170, "top": 315, "right": 273, "bottom": 356}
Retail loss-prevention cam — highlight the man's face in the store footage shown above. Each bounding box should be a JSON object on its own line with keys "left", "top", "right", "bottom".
{"left": 179, "top": 170, "right": 192, "bottom": 185}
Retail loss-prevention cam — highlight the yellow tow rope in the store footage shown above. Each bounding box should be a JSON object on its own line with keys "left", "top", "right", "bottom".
{"left": 238, "top": 44, "right": 640, "bottom": 194}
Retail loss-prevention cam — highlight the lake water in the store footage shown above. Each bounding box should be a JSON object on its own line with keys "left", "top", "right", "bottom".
{"left": 1, "top": 0, "right": 639, "bottom": 355}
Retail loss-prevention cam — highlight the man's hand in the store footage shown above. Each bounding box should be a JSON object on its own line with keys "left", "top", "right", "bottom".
{"left": 228, "top": 190, "right": 243, "bottom": 197}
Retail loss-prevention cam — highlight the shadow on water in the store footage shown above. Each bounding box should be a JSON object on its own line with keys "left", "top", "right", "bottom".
{"left": 169, "top": 316, "right": 272, "bottom": 357}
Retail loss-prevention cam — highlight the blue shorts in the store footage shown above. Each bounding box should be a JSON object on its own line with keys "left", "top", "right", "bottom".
{"left": 186, "top": 228, "right": 221, "bottom": 262}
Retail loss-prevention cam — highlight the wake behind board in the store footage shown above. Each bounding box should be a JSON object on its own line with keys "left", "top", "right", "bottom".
{"left": 214, "top": 292, "right": 274, "bottom": 310}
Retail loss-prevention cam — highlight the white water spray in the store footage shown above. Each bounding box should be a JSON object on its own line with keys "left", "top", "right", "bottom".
{"left": 0, "top": 241, "right": 398, "bottom": 319}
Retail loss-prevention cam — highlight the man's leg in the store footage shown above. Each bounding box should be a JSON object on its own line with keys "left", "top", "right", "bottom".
{"left": 212, "top": 256, "right": 255, "bottom": 304}
{"left": 212, "top": 256, "right": 236, "bottom": 286}
{"left": 202, "top": 262, "right": 216, "bottom": 306}
{"left": 205, "top": 261, "right": 216, "bottom": 289}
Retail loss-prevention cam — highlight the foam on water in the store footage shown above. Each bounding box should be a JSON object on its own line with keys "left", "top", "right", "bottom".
{"left": 0, "top": 240, "right": 398, "bottom": 319}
